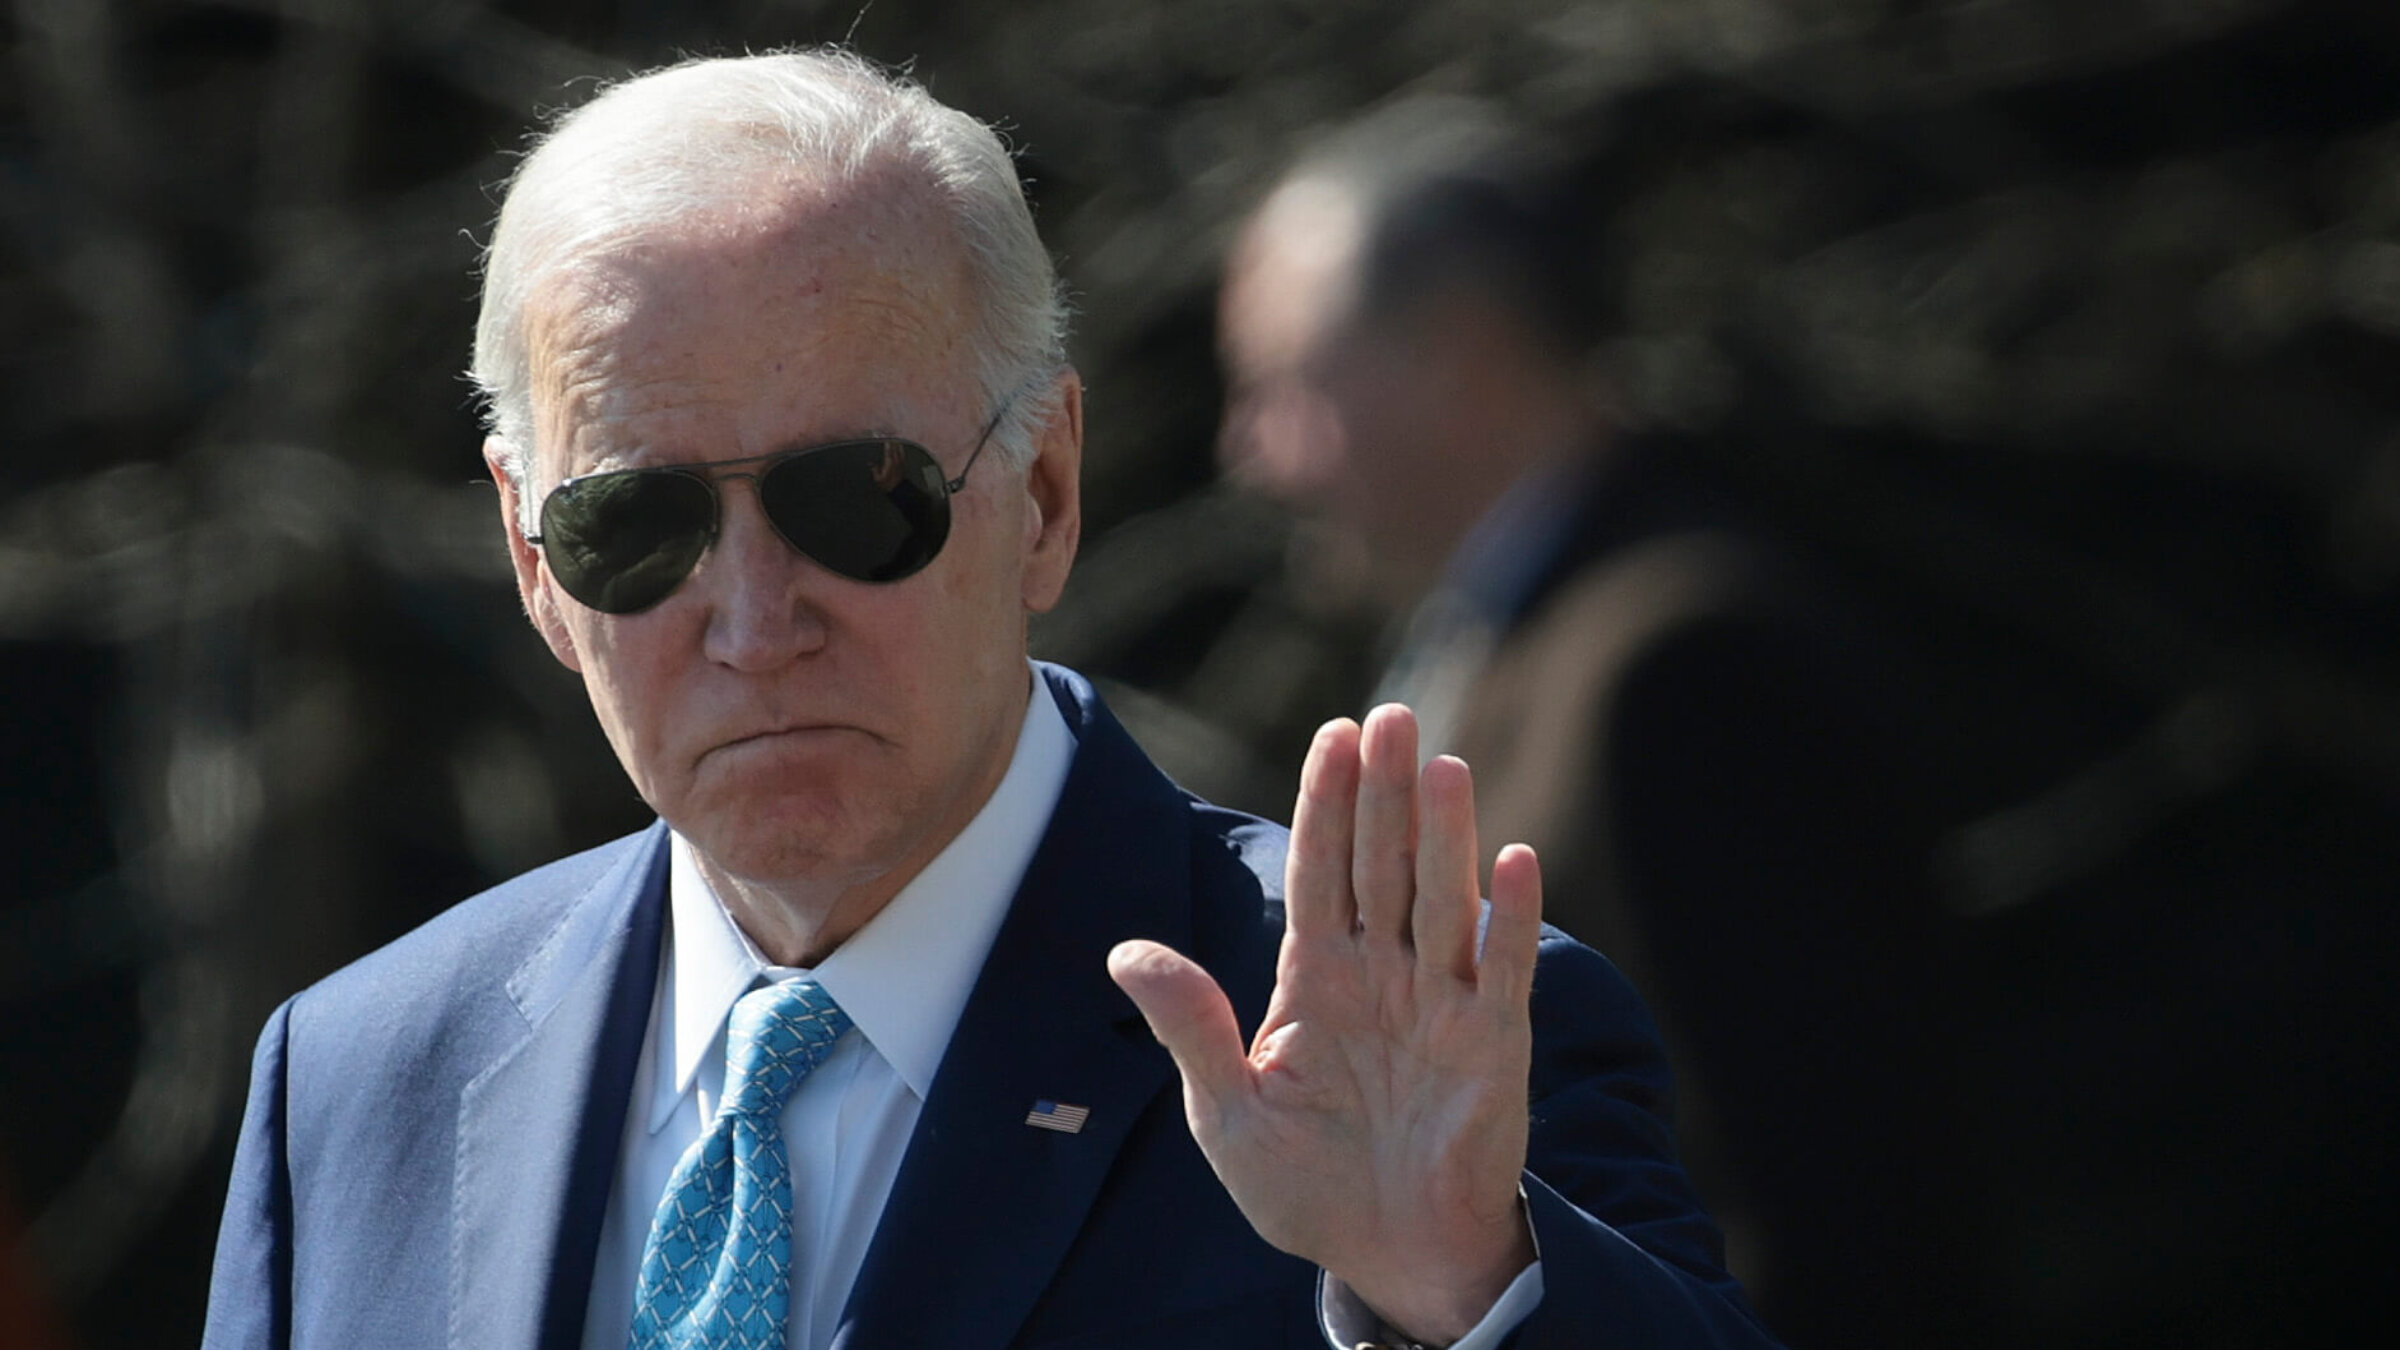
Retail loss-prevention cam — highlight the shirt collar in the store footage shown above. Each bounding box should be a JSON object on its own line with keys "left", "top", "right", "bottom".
{"left": 649, "top": 670, "right": 1076, "bottom": 1131}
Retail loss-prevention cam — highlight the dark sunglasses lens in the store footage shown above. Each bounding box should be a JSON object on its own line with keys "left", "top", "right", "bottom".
{"left": 539, "top": 471, "right": 715, "bottom": 614}
{"left": 758, "top": 440, "right": 953, "bottom": 582}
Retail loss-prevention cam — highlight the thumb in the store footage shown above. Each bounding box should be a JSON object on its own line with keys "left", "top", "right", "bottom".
{"left": 1107, "top": 939, "right": 1251, "bottom": 1114}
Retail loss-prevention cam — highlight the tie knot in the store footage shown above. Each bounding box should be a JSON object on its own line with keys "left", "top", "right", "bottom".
{"left": 722, "top": 979, "right": 851, "bottom": 1118}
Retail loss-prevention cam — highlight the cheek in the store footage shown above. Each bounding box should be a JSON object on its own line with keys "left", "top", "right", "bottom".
{"left": 938, "top": 498, "right": 1028, "bottom": 607}
{"left": 892, "top": 523, "right": 1031, "bottom": 734}
{"left": 566, "top": 618, "right": 683, "bottom": 792}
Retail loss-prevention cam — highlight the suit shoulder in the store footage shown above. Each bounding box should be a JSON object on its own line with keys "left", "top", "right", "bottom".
{"left": 1531, "top": 928, "right": 1666, "bottom": 1039}
{"left": 282, "top": 825, "right": 664, "bottom": 1036}
{"left": 1185, "top": 797, "right": 1288, "bottom": 894}
{"left": 1176, "top": 797, "right": 1290, "bottom": 1000}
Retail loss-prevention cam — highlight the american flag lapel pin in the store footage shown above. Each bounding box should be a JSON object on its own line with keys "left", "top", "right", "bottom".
{"left": 1024, "top": 1099, "right": 1091, "bottom": 1134}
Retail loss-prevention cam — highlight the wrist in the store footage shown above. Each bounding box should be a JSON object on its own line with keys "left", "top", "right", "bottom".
{"left": 1339, "top": 1201, "right": 1538, "bottom": 1345}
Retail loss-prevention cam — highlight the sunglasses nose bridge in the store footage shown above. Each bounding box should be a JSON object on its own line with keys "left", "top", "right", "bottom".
{"left": 697, "top": 462, "right": 867, "bottom": 597}
{"left": 701, "top": 465, "right": 811, "bottom": 567}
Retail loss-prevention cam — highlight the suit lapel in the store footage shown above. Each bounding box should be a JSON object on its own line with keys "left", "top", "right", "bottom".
{"left": 832, "top": 670, "right": 1196, "bottom": 1350}
{"left": 450, "top": 826, "right": 671, "bottom": 1350}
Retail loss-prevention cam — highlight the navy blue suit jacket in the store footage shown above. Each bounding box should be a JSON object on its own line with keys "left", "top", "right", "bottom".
{"left": 203, "top": 665, "right": 1775, "bottom": 1349}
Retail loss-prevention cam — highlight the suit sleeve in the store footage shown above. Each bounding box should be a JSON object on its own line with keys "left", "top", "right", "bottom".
{"left": 201, "top": 1000, "right": 296, "bottom": 1350}
{"left": 1506, "top": 936, "right": 1783, "bottom": 1349}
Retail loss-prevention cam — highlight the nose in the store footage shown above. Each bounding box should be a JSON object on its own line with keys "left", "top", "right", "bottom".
{"left": 694, "top": 479, "right": 830, "bottom": 671}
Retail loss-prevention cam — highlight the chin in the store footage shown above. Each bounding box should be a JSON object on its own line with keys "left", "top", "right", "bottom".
{"left": 674, "top": 785, "right": 911, "bottom": 890}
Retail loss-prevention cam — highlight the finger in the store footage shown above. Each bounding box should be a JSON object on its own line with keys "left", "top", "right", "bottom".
{"left": 1286, "top": 718, "right": 1361, "bottom": 937}
{"left": 1412, "top": 755, "right": 1481, "bottom": 979}
{"left": 1352, "top": 704, "right": 1419, "bottom": 944}
{"left": 1479, "top": 843, "right": 1544, "bottom": 1007}
{"left": 1108, "top": 939, "right": 1253, "bottom": 1121}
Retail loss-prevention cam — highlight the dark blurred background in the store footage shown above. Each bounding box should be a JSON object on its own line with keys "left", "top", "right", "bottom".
{"left": 3, "top": 1, "right": 2396, "bottom": 1347}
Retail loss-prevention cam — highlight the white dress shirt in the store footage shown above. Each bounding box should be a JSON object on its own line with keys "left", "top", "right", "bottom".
{"left": 578, "top": 673, "right": 1540, "bottom": 1350}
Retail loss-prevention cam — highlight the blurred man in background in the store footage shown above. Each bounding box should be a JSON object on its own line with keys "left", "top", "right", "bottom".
{"left": 1219, "top": 100, "right": 1971, "bottom": 1348}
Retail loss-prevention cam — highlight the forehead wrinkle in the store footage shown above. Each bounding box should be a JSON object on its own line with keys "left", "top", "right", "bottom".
{"left": 524, "top": 176, "right": 986, "bottom": 480}
{"left": 530, "top": 361, "right": 667, "bottom": 485}
{"left": 524, "top": 264, "right": 653, "bottom": 455}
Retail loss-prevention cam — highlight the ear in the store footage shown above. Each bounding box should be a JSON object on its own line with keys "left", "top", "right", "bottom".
{"left": 486, "top": 438, "right": 583, "bottom": 673}
{"left": 1018, "top": 371, "right": 1084, "bottom": 615}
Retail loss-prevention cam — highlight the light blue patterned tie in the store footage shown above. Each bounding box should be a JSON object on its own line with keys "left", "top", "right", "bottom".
{"left": 628, "top": 979, "right": 852, "bottom": 1350}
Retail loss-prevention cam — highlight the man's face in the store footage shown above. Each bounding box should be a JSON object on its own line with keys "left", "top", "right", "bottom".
{"left": 1216, "top": 191, "right": 1484, "bottom": 605}
{"left": 492, "top": 177, "right": 1080, "bottom": 905}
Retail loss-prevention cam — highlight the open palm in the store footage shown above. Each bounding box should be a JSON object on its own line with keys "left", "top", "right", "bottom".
{"left": 1110, "top": 704, "right": 1544, "bottom": 1344}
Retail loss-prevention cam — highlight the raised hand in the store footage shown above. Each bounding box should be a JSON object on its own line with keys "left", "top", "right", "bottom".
{"left": 1108, "top": 704, "right": 1545, "bottom": 1344}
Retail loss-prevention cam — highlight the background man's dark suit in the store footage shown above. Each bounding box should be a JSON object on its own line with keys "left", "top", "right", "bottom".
{"left": 203, "top": 667, "right": 1773, "bottom": 1350}
{"left": 1420, "top": 444, "right": 1966, "bottom": 1344}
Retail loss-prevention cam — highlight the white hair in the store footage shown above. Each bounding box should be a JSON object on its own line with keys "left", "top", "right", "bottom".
{"left": 470, "top": 49, "right": 1070, "bottom": 523}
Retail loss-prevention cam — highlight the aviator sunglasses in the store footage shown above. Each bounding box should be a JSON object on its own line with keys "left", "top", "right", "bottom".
{"left": 526, "top": 404, "right": 1010, "bottom": 615}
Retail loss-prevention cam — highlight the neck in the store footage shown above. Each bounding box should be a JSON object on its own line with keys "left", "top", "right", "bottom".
{"left": 1379, "top": 420, "right": 1602, "bottom": 613}
{"left": 699, "top": 856, "right": 895, "bottom": 969}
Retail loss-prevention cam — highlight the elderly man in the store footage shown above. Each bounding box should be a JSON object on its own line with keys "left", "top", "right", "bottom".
{"left": 202, "top": 52, "right": 1772, "bottom": 1350}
